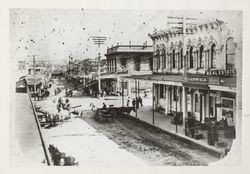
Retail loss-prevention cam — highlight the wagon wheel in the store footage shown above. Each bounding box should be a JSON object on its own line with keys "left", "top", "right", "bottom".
{"left": 99, "top": 115, "right": 103, "bottom": 123}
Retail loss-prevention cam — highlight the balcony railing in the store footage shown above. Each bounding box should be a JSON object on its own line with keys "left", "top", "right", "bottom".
{"left": 107, "top": 45, "right": 153, "bottom": 54}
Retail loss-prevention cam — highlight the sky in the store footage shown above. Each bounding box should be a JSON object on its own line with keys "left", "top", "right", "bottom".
{"left": 9, "top": 9, "right": 242, "bottom": 64}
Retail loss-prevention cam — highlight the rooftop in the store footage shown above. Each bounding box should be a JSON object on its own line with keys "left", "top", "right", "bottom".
{"left": 105, "top": 44, "right": 153, "bottom": 56}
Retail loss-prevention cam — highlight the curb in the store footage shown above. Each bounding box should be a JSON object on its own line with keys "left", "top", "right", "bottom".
{"left": 122, "top": 113, "right": 223, "bottom": 158}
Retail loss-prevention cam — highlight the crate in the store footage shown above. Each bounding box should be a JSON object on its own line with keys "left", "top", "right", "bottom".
{"left": 194, "top": 134, "right": 203, "bottom": 140}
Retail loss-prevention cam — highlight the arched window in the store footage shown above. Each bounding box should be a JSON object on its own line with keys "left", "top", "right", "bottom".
{"left": 172, "top": 49, "right": 175, "bottom": 68}
{"left": 162, "top": 49, "right": 166, "bottom": 69}
{"left": 189, "top": 47, "right": 193, "bottom": 68}
{"left": 226, "top": 38, "right": 235, "bottom": 69}
{"left": 210, "top": 43, "right": 216, "bottom": 68}
{"left": 199, "top": 45, "right": 204, "bottom": 68}
{"left": 180, "top": 48, "right": 183, "bottom": 68}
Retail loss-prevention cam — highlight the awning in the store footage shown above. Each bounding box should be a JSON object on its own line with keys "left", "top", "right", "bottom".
{"left": 85, "top": 80, "right": 98, "bottom": 87}
{"left": 182, "top": 82, "right": 210, "bottom": 90}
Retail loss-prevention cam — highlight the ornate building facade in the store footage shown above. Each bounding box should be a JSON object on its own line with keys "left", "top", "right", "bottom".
{"left": 134, "top": 18, "right": 241, "bottom": 147}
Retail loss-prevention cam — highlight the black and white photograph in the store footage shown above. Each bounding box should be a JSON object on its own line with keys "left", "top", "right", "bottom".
{"left": 1, "top": 0, "right": 250, "bottom": 172}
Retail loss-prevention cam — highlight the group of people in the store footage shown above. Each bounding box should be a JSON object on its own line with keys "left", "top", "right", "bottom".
{"left": 127, "top": 96, "right": 143, "bottom": 110}
{"left": 56, "top": 97, "right": 72, "bottom": 120}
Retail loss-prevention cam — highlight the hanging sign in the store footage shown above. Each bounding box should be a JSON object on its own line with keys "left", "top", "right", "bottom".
{"left": 187, "top": 76, "right": 208, "bottom": 83}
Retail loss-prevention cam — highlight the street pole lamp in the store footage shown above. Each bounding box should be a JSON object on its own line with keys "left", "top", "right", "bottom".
{"left": 92, "top": 36, "right": 107, "bottom": 98}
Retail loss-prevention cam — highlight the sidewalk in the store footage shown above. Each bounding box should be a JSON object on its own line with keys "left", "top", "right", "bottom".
{"left": 129, "top": 105, "right": 233, "bottom": 155}
{"left": 10, "top": 93, "right": 47, "bottom": 166}
{"left": 42, "top": 117, "right": 145, "bottom": 166}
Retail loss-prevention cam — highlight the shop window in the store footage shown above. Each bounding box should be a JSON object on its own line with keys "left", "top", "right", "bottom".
{"left": 159, "top": 84, "right": 164, "bottom": 98}
{"left": 210, "top": 44, "right": 216, "bottom": 69}
{"left": 209, "top": 96, "right": 215, "bottom": 117}
{"left": 221, "top": 98, "right": 234, "bottom": 126}
{"left": 173, "top": 87, "right": 178, "bottom": 101}
{"left": 194, "top": 94, "right": 200, "bottom": 112}
{"left": 226, "top": 38, "right": 235, "bottom": 70}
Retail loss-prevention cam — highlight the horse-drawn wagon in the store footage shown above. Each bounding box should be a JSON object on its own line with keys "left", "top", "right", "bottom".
{"left": 93, "top": 106, "right": 133, "bottom": 123}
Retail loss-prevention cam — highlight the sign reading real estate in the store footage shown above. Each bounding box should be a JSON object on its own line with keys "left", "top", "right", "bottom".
{"left": 205, "top": 69, "right": 236, "bottom": 76}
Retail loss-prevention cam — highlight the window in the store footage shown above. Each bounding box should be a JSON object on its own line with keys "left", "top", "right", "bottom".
{"left": 210, "top": 43, "right": 216, "bottom": 68}
{"left": 226, "top": 38, "right": 235, "bottom": 70}
{"left": 175, "top": 52, "right": 179, "bottom": 69}
{"left": 189, "top": 47, "right": 193, "bottom": 68}
{"left": 156, "top": 49, "right": 160, "bottom": 69}
{"left": 209, "top": 96, "right": 215, "bottom": 117}
{"left": 149, "top": 58, "right": 153, "bottom": 71}
{"left": 199, "top": 45, "right": 204, "bottom": 68}
{"left": 134, "top": 57, "right": 141, "bottom": 71}
{"left": 160, "top": 84, "right": 164, "bottom": 98}
{"left": 180, "top": 49, "right": 183, "bottom": 68}
{"left": 162, "top": 49, "right": 166, "bottom": 69}
{"left": 221, "top": 98, "right": 234, "bottom": 126}
{"left": 195, "top": 94, "right": 200, "bottom": 112}
{"left": 120, "top": 59, "right": 126, "bottom": 68}
{"left": 172, "top": 49, "right": 175, "bottom": 68}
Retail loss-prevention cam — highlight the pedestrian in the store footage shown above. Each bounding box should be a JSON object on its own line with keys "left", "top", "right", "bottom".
{"left": 65, "top": 88, "right": 68, "bottom": 96}
{"left": 127, "top": 96, "right": 130, "bottom": 106}
{"left": 57, "top": 97, "right": 63, "bottom": 112}
{"left": 54, "top": 88, "right": 57, "bottom": 96}
{"left": 65, "top": 98, "right": 72, "bottom": 119}
{"left": 132, "top": 98, "right": 136, "bottom": 110}
{"left": 138, "top": 96, "right": 143, "bottom": 107}
{"left": 136, "top": 97, "right": 139, "bottom": 109}
{"left": 102, "top": 102, "right": 107, "bottom": 109}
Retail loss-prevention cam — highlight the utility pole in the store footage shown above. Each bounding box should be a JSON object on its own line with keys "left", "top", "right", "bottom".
{"left": 92, "top": 36, "right": 107, "bottom": 98}
{"left": 28, "top": 55, "right": 39, "bottom": 93}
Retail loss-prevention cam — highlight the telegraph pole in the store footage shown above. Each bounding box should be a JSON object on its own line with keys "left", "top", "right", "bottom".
{"left": 92, "top": 36, "right": 107, "bottom": 98}
{"left": 28, "top": 55, "right": 39, "bottom": 93}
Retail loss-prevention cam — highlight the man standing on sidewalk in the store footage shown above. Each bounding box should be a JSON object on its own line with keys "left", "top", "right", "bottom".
{"left": 127, "top": 96, "right": 130, "bottom": 106}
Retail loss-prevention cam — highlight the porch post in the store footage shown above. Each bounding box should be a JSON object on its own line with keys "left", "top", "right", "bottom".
{"left": 165, "top": 85, "right": 169, "bottom": 115}
{"left": 182, "top": 86, "right": 187, "bottom": 134}
{"left": 152, "top": 83, "right": 155, "bottom": 125}
{"left": 127, "top": 80, "right": 131, "bottom": 96}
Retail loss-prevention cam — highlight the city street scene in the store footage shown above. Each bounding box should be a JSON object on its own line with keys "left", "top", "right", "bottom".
{"left": 11, "top": 9, "right": 242, "bottom": 166}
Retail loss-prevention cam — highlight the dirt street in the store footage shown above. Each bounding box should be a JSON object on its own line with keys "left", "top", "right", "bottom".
{"left": 80, "top": 109, "right": 220, "bottom": 166}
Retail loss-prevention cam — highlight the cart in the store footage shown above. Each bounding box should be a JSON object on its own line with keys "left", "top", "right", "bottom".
{"left": 93, "top": 106, "right": 134, "bottom": 123}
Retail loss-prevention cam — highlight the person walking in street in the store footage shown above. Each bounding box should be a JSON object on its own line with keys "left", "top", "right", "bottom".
{"left": 138, "top": 96, "right": 143, "bottom": 107}
{"left": 132, "top": 98, "right": 136, "bottom": 111}
{"left": 136, "top": 97, "right": 140, "bottom": 109}
{"left": 57, "top": 97, "right": 63, "bottom": 112}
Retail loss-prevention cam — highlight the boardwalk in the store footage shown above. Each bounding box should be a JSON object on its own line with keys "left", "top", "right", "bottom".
{"left": 10, "top": 93, "right": 46, "bottom": 166}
